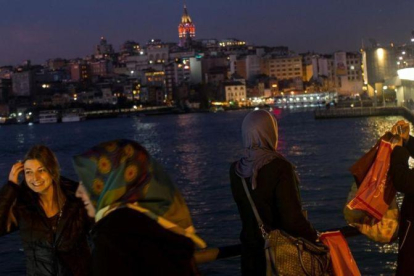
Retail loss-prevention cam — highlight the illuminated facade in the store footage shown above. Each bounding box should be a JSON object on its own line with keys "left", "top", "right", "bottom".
{"left": 362, "top": 46, "right": 397, "bottom": 99}
{"left": 265, "top": 55, "right": 303, "bottom": 80}
{"left": 178, "top": 4, "right": 195, "bottom": 47}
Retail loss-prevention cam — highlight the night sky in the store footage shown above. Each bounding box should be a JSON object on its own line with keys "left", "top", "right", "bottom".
{"left": 0, "top": 0, "right": 413, "bottom": 65}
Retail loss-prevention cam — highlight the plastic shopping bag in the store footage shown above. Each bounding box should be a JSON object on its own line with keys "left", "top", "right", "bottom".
{"left": 344, "top": 182, "right": 399, "bottom": 243}
{"left": 347, "top": 140, "right": 396, "bottom": 220}
{"left": 349, "top": 133, "right": 392, "bottom": 187}
{"left": 320, "top": 231, "right": 360, "bottom": 276}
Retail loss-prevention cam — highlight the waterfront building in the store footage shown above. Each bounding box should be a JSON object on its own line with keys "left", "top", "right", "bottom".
{"left": 264, "top": 54, "right": 303, "bottom": 80}
{"left": 126, "top": 55, "right": 153, "bottom": 78}
{"left": 140, "top": 86, "right": 165, "bottom": 105}
{"left": 0, "top": 66, "right": 13, "bottom": 79}
{"left": 142, "top": 69, "right": 167, "bottom": 104}
{"left": 197, "top": 39, "right": 219, "bottom": 50}
{"left": 0, "top": 79, "right": 12, "bottom": 103}
{"left": 205, "top": 66, "right": 228, "bottom": 86}
{"left": 12, "top": 69, "right": 35, "bottom": 97}
{"left": 95, "top": 37, "right": 115, "bottom": 58}
{"left": 334, "top": 51, "right": 363, "bottom": 96}
{"left": 362, "top": 44, "right": 397, "bottom": 101}
{"left": 229, "top": 50, "right": 266, "bottom": 81}
{"left": 147, "top": 39, "right": 170, "bottom": 64}
{"left": 229, "top": 54, "right": 246, "bottom": 79}
{"left": 170, "top": 50, "right": 196, "bottom": 86}
{"left": 218, "top": 39, "right": 247, "bottom": 51}
{"left": 46, "top": 58, "right": 67, "bottom": 71}
{"left": 302, "top": 53, "right": 335, "bottom": 84}
{"left": 70, "top": 61, "right": 91, "bottom": 82}
{"left": 119, "top": 41, "right": 141, "bottom": 64}
{"left": 164, "top": 62, "right": 176, "bottom": 102}
{"left": 189, "top": 57, "right": 202, "bottom": 84}
{"left": 90, "top": 59, "right": 113, "bottom": 78}
{"left": 391, "top": 37, "right": 414, "bottom": 104}
{"left": 201, "top": 55, "right": 229, "bottom": 83}
{"left": 395, "top": 67, "right": 414, "bottom": 104}
{"left": 178, "top": 4, "right": 196, "bottom": 48}
{"left": 223, "top": 81, "right": 246, "bottom": 103}
{"left": 77, "top": 87, "right": 116, "bottom": 105}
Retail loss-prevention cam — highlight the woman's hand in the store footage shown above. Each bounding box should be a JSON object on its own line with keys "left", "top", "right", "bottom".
{"left": 392, "top": 120, "right": 410, "bottom": 142}
{"left": 9, "top": 162, "right": 24, "bottom": 185}
{"left": 76, "top": 182, "right": 96, "bottom": 218}
{"left": 391, "top": 135, "right": 403, "bottom": 149}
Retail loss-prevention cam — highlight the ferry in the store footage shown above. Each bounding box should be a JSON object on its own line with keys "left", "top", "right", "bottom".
{"left": 273, "top": 92, "right": 337, "bottom": 109}
{"left": 62, "top": 108, "right": 86, "bottom": 123}
{"left": 39, "top": 110, "right": 59, "bottom": 124}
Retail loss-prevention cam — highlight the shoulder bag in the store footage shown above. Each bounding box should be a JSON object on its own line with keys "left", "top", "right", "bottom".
{"left": 240, "top": 177, "right": 331, "bottom": 276}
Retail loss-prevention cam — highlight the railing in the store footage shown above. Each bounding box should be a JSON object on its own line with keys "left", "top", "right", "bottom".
{"left": 314, "top": 107, "right": 404, "bottom": 119}
{"left": 195, "top": 226, "right": 360, "bottom": 264}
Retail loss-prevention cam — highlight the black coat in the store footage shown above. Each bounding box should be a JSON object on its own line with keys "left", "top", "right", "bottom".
{"left": 91, "top": 207, "right": 197, "bottom": 276}
{"left": 0, "top": 178, "right": 93, "bottom": 276}
{"left": 390, "top": 136, "right": 414, "bottom": 276}
{"left": 230, "top": 159, "right": 318, "bottom": 276}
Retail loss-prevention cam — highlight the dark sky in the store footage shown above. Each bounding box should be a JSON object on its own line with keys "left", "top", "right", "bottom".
{"left": 0, "top": 0, "right": 413, "bottom": 65}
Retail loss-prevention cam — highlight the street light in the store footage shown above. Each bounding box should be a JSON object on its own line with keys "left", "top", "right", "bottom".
{"left": 357, "top": 93, "right": 362, "bottom": 108}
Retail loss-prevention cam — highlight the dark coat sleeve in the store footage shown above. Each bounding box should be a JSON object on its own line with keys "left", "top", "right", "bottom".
{"left": 0, "top": 181, "right": 20, "bottom": 236}
{"left": 273, "top": 165, "right": 318, "bottom": 242}
{"left": 390, "top": 145, "right": 414, "bottom": 195}
{"left": 404, "top": 136, "right": 414, "bottom": 158}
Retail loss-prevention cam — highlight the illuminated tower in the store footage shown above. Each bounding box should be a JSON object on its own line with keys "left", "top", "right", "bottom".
{"left": 178, "top": 3, "right": 195, "bottom": 48}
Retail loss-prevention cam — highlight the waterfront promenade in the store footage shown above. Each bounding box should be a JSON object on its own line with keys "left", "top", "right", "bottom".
{"left": 0, "top": 110, "right": 405, "bottom": 275}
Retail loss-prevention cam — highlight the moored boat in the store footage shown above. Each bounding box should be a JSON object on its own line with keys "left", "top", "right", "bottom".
{"left": 39, "top": 110, "right": 59, "bottom": 124}
{"left": 62, "top": 108, "right": 86, "bottom": 123}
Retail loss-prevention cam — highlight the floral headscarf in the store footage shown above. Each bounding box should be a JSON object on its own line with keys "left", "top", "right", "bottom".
{"left": 72, "top": 139, "right": 206, "bottom": 248}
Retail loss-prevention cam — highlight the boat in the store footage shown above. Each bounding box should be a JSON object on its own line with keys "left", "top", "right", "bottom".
{"left": 273, "top": 92, "right": 337, "bottom": 109}
{"left": 62, "top": 108, "right": 86, "bottom": 123}
{"left": 209, "top": 106, "right": 225, "bottom": 113}
{"left": 39, "top": 110, "right": 59, "bottom": 124}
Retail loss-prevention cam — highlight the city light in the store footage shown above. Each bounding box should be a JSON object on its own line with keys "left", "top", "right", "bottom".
{"left": 376, "top": 48, "right": 385, "bottom": 60}
{"left": 398, "top": 68, "right": 414, "bottom": 81}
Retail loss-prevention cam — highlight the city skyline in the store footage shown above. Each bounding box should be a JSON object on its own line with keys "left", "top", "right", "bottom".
{"left": 1, "top": 0, "right": 413, "bottom": 65}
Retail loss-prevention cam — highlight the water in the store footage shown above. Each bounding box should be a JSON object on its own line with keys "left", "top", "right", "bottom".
{"left": 0, "top": 110, "right": 408, "bottom": 275}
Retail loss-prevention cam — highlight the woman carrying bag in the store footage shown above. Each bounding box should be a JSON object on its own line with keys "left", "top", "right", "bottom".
{"left": 230, "top": 110, "right": 328, "bottom": 276}
{"left": 389, "top": 120, "right": 414, "bottom": 275}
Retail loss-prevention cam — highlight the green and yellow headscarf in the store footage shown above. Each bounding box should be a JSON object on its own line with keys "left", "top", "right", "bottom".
{"left": 73, "top": 139, "right": 206, "bottom": 248}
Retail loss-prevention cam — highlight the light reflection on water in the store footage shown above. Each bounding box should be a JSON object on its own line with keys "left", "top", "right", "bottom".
{"left": 0, "top": 110, "right": 411, "bottom": 275}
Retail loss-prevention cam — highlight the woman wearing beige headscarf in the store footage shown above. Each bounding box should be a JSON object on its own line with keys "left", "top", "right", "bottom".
{"left": 230, "top": 110, "right": 318, "bottom": 275}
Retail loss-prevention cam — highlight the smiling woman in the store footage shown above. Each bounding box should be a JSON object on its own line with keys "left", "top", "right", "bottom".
{"left": 0, "top": 145, "right": 94, "bottom": 276}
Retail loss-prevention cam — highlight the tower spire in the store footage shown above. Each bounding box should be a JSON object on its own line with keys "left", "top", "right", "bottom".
{"left": 178, "top": 1, "right": 195, "bottom": 47}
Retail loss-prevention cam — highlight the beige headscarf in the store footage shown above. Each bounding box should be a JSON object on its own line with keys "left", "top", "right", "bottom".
{"left": 235, "top": 110, "right": 289, "bottom": 189}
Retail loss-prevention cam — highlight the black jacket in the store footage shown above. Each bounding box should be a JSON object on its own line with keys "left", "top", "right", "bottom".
{"left": 91, "top": 207, "right": 197, "bottom": 276}
{"left": 0, "top": 178, "right": 93, "bottom": 276}
{"left": 390, "top": 136, "right": 414, "bottom": 276}
{"left": 230, "top": 159, "right": 317, "bottom": 276}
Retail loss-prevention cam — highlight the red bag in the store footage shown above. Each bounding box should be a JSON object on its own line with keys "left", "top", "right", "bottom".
{"left": 349, "top": 132, "right": 392, "bottom": 187}
{"left": 347, "top": 140, "right": 396, "bottom": 220}
{"left": 320, "top": 231, "right": 361, "bottom": 276}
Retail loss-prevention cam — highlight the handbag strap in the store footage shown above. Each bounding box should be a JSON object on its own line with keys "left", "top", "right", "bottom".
{"left": 240, "top": 177, "right": 268, "bottom": 238}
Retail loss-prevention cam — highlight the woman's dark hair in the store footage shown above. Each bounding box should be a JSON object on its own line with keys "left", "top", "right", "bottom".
{"left": 23, "top": 145, "right": 65, "bottom": 209}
